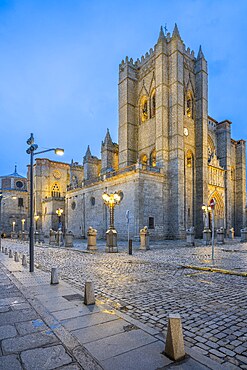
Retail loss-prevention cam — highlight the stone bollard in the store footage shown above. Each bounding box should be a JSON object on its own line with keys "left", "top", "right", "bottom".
{"left": 203, "top": 228, "right": 211, "bottom": 245}
{"left": 57, "top": 230, "right": 64, "bottom": 247}
{"left": 18, "top": 231, "right": 23, "bottom": 240}
{"left": 50, "top": 267, "right": 59, "bottom": 285}
{"left": 1, "top": 246, "right": 5, "bottom": 253}
{"left": 5, "top": 247, "right": 8, "bottom": 255}
{"left": 216, "top": 227, "right": 225, "bottom": 244}
{"left": 14, "top": 252, "right": 19, "bottom": 262}
{"left": 38, "top": 230, "right": 45, "bottom": 244}
{"left": 11, "top": 232, "right": 18, "bottom": 239}
{"left": 22, "top": 254, "right": 27, "bottom": 267}
{"left": 49, "top": 229, "right": 56, "bottom": 246}
{"left": 22, "top": 231, "right": 29, "bottom": 242}
{"left": 87, "top": 227, "right": 97, "bottom": 251}
{"left": 241, "top": 227, "right": 247, "bottom": 242}
{"left": 65, "top": 231, "right": 74, "bottom": 248}
{"left": 34, "top": 231, "right": 40, "bottom": 244}
{"left": 140, "top": 226, "right": 150, "bottom": 250}
{"left": 9, "top": 249, "right": 13, "bottom": 258}
{"left": 186, "top": 226, "right": 195, "bottom": 246}
{"left": 228, "top": 227, "right": 235, "bottom": 240}
{"left": 84, "top": 282, "right": 95, "bottom": 305}
{"left": 164, "top": 314, "right": 185, "bottom": 361}
{"left": 105, "top": 228, "right": 118, "bottom": 253}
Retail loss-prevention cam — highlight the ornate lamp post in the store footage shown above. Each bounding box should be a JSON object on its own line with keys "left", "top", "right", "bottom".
{"left": 56, "top": 208, "right": 63, "bottom": 230}
{"left": 12, "top": 221, "right": 16, "bottom": 232}
{"left": 26, "top": 133, "right": 64, "bottom": 272}
{"left": 102, "top": 190, "right": 123, "bottom": 252}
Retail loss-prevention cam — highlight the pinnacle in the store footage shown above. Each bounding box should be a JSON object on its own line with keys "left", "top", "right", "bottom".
{"left": 172, "top": 23, "right": 182, "bottom": 40}
{"left": 158, "top": 26, "right": 165, "bottom": 41}
{"left": 85, "top": 145, "right": 92, "bottom": 159}
{"left": 197, "top": 45, "right": 205, "bottom": 60}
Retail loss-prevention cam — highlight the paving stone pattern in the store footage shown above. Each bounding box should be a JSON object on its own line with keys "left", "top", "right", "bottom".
{"left": 0, "top": 265, "right": 79, "bottom": 369}
{"left": 3, "top": 238, "right": 247, "bottom": 369}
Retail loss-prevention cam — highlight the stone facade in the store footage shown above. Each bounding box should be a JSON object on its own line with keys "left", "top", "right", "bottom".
{"left": 28, "top": 25, "right": 246, "bottom": 239}
{"left": 0, "top": 167, "right": 28, "bottom": 236}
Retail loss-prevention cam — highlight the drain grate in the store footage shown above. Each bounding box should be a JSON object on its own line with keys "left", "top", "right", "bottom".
{"left": 62, "top": 294, "right": 83, "bottom": 301}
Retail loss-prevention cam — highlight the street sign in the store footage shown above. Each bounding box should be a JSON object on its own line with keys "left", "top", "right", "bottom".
{"left": 125, "top": 210, "right": 130, "bottom": 224}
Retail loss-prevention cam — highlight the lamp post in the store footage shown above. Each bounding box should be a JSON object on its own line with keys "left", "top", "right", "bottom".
{"left": 12, "top": 221, "right": 16, "bottom": 232}
{"left": 34, "top": 215, "right": 39, "bottom": 231}
{"left": 102, "top": 190, "right": 123, "bottom": 252}
{"left": 21, "top": 218, "right": 25, "bottom": 232}
{"left": 26, "top": 133, "right": 64, "bottom": 272}
{"left": 56, "top": 208, "right": 63, "bottom": 230}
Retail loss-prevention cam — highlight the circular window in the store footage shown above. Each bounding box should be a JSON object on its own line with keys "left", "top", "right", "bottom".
{"left": 91, "top": 197, "right": 95, "bottom": 206}
{"left": 16, "top": 181, "right": 24, "bottom": 189}
{"left": 71, "top": 201, "right": 76, "bottom": 210}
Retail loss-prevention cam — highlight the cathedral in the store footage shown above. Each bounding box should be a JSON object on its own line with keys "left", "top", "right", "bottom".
{"left": 29, "top": 25, "right": 246, "bottom": 240}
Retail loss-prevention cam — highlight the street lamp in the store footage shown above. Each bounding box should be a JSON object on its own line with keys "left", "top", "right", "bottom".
{"left": 34, "top": 215, "right": 39, "bottom": 231}
{"left": 26, "top": 133, "right": 64, "bottom": 272}
{"left": 56, "top": 208, "right": 63, "bottom": 230}
{"left": 102, "top": 190, "right": 123, "bottom": 252}
{"left": 202, "top": 199, "right": 216, "bottom": 260}
{"left": 21, "top": 218, "right": 26, "bottom": 232}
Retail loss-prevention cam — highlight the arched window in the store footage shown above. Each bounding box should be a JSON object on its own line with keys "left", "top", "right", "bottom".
{"left": 140, "top": 96, "right": 148, "bottom": 122}
{"left": 150, "top": 90, "right": 156, "bottom": 118}
{"left": 51, "top": 183, "right": 60, "bottom": 198}
{"left": 186, "top": 91, "right": 193, "bottom": 118}
{"left": 208, "top": 135, "right": 215, "bottom": 163}
{"left": 140, "top": 154, "right": 148, "bottom": 169}
{"left": 150, "top": 149, "right": 156, "bottom": 167}
{"left": 186, "top": 150, "right": 193, "bottom": 168}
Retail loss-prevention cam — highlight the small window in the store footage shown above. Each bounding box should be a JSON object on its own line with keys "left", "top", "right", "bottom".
{"left": 18, "top": 198, "right": 24, "bottom": 207}
{"left": 150, "top": 90, "right": 156, "bottom": 118}
{"left": 91, "top": 197, "right": 95, "bottom": 206}
{"left": 71, "top": 201, "right": 76, "bottom": 210}
{"left": 148, "top": 217, "right": 155, "bottom": 229}
{"left": 16, "top": 181, "right": 24, "bottom": 189}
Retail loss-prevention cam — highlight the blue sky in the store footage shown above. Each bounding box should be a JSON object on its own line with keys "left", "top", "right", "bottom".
{"left": 0, "top": 0, "right": 247, "bottom": 176}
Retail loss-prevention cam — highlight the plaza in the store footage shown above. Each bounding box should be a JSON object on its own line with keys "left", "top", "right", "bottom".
{"left": 0, "top": 237, "right": 247, "bottom": 369}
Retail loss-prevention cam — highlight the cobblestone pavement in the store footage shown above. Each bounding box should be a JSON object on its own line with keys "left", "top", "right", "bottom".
{"left": 3, "top": 238, "right": 247, "bottom": 369}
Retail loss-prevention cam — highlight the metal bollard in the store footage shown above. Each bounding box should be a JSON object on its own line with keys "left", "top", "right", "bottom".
{"left": 128, "top": 239, "right": 132, "bottom": 255}
{"left": 22, "top": 254, "right": 27, "bottom": 267}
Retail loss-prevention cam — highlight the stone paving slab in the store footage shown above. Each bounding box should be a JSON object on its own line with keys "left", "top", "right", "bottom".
{"left": 0, "top": 325, "right": 17, "bottom": 340}
{"left": 101, "top": 340, "right": 172, "bottom": 370}
{"left": 15, "top": 319, "right": 49, "bottom": 335}
{"left": 20, "top": 345, "right": 73, "bottom": 370}
{"left": 1, "top": 330, "right": 59, "bottom": 354}
{"left": 0, "top": 354, "right": 22, "bottom": 370}
{"left": 53, "top": 305, "right": 100, "bottom": 321}
{"left": 72, "top": 317, "right": 127, "bottom": 344}
{"left": 62, "top": 311, "right": 119, "bottom": 332}
{"left": 84, "top": 329, "right": 157, "bottom": 361}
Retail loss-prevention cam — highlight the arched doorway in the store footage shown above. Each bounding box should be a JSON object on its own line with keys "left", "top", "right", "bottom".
{"left": 209, "top": 191, "right": 224, "bottom": 230}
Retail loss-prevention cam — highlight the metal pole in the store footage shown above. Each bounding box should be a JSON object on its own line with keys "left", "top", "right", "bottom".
{"left": 29, "top": 150, "right": 34, "bottom": 272}
{"left": 109, "top": 205, "right": 114, "bottom": 229}
{"left": 212, "top": 209, "right": 215, "bottom": 260}
{"left": 128, "top": 239, "right": 132, "bottom": 255}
